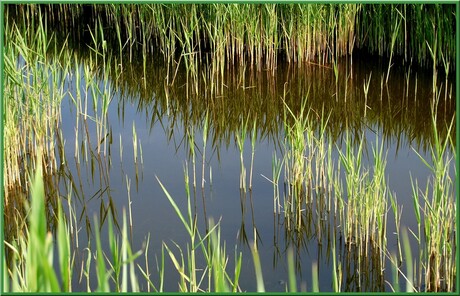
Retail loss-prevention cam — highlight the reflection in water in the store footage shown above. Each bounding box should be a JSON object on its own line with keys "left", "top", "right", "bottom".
{"left": 4, "top": 6, "right": 456, "bottom": 292}
{"left": 109, "top": 50, "right": 455, "bottom": 157}
{"left": 237, "top": 190, "right": 261, "bottom": 249}
{"left": 33, "top": 9, "right": 456, "bottom": 155}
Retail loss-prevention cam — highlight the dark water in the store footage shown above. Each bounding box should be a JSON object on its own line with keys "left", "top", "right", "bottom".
{"left": 5, "top": 8, "right": 456, "bottom": 292}
{"left": 51, "top": 48, "right": 455, "bottom": 292}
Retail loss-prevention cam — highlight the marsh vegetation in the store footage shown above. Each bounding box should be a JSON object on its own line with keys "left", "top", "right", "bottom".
{"left": 2, "top": 3, "right": 456, "bottom": 293}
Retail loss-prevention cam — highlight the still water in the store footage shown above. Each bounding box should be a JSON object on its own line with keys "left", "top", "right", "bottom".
{"left": 50, "top": 47, "right": 455, "bottom": 292}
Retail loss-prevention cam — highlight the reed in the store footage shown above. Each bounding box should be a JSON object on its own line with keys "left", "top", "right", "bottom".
{"left": 5, "top": 135, "right": 447, "bottom": 292}
{"left": 261, "top": 152, "right": 283, "bottom": 214}
{"left": 312, "top": 262, "right": 319, "bottom": 292}
{"left": 132, "top": 122, "right": 138, "bottom": 164}
{"left": 281, "top": 97, "right": 311, "bottom": 229}
{"left": 3, "top": 8, "right": 72, "bottom": 239}
{"left": 331, "top": 228, "right": 341, "bottom": 292}
{"left": 385, "top": 9, "right": 402, "bottom": 84}
{"left": 4, "top": 154, "right": 64, "bottom": 292}
{"left": 8, "top": 15, "right": 447, "bottom": 169}
{"left": 5, "top": 162, "right": 246, "bottom": 292}
{"left": 336, "top": 131, "right": 391, "bottom": 281}
{"left": 3, "top": 3, "right": 456, "bottom": 293}
{"left": 357, "top": 4, "right": 455, "bottom": 70}
{"left": 201, "top": 111, "right": 209, "bottom": 190}
{"left": 156, "top": 170, "right": 245, "bottom": 292}
{"left": 337, "top": 132, "right": 364, "bottom": 246}
{"left": 236, "top": 116, "right": 249, "bottom": 192}
{"left": 8, "top": 3, "right": 455, "bottom": 81}
{"left": 363, "top": 72, "right": 372, "bottom": 117}
{"left": 410, "top": 113, "right": 455, "bottom": 291}
{"left": 250, "top": 241, "right": 265, "bottom": 292}
{"left": 401, "top": 228, "right": 415, "bottom": 292}
{"left": 249, "top": 119, "right": 257, "bottom": 191}
{"left": 409, "top": 175, "right": 423, "bottom": 290}
{"left": 186, "top": 126, "right": 197, "bottom": 189}
{"left": 282, "top": 96, "right": 310, "bottom": 195}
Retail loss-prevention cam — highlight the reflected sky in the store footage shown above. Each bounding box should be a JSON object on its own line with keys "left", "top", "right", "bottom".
{"left": 5, "top": 7, "right": 456, "bottom": 291}
{"left": 56, "top": 58, "right": 454, "bottom": 290}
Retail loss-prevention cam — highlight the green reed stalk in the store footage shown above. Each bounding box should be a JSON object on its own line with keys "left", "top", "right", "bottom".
{"left": 401, "top": 228, "right": 415, "bottom": 292}
{"left": 385, "top": 9, "right": 402, "bottom": 84}
{"left": 157, "top": 171, "right": 197, "bottom": 291}
{"left": 187, "top": 127, "right": 197, "bottom": 189}
{"left": 6, "top": 160, "right": 302, "bottom": 293}
{"left": 426, "top": 29, "right": 438, "bottom": 104}
{"left": 201, "top": 111, "right": 209, "bottom": 190}
{"left": 157, "top": 170, "right": 244, "bottom": 292}
{"left": 440, "top": 51, "right": 450, "bottom": 103}
{"left": 262, "top": 152, "right": 284, "bottom": 215}
{"left": 410, "top": 174, "right": 423, "bottom": 289}
{"left": 287, "top": 248, "right": 296, "bottom": 292}
{"left": 312, "top": 262, "right": 319, "bottom": 292}
{"left": 337, "top": 132, "right": 363, "bottom": 246}
{"left": 249, "top": 118, "right": 257, "bottom": 191}
{"left": 250, "top": 241, "right": 265, "bottom": 292}
{"left": 390, "top": 191, "right": 403, "bottom": 265}
{"left": 236, "top": 116, "right": 249, "bottom": 191}
{"left": 331, "top": 229, "right": 341, "bottom": 292}
{"left": 5, "top": 153, "right": 71, "bottom": 292}
{"left": 389, "top": 252, "right": 399, "bottom": 292}
{"left": 363, "top": 72, "right": 372, "bottom": 117}
{"left": 125, "top": 176, "right": 134, "bottom": 236}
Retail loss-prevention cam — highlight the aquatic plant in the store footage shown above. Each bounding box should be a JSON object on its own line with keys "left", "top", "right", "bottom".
{"left": 3, "top": 3, "right": 456, "bottom": 293}
{"left": 410, "top": 114, "right": 456, "bottom": 291}
{"left": 235, "top": 115, "right": 249, "bottom": 192}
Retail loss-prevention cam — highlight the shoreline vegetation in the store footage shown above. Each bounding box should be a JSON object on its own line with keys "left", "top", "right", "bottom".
{"left": 3, "top": 3, "right": 456, "bottom": 293}
{"left": 7, "top": 4, "right": 456, "bottom": 72}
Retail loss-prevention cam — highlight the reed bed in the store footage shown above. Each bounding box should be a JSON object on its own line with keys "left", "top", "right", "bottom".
{"left": 356, "top": 4, "right": 456, "bottom": 73}
{"left": 3, "top": 7, "right": 71, "bottom": 249}
{"left": 3, "top": 3, "right": 456, "bottom": 293}
{"left": 7, "top": 3, "right": 454, "bottom": 77}
{"left": 3, "top": 4, "right": 121, "bottom": 252}
{"left": 3, "top": 7, "right": 64, "bottom": 197}
{"left": 11, "top": 7, "right": 450, "bottom": 164}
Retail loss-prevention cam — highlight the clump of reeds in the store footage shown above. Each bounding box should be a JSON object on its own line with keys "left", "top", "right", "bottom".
{"left": 339, "top": 134, "right": 389, "bottom": 248}
{"left": 334, "top": 132, "right": 390, "bottom": 289}
{"left": 356, "top": 4, "right": 455, "bottom": 72}
{"left": 409, "top": 114, "right": 456, "bottom": 291}
{"left": 4, "top": 153, "right": 147, "bottom": 292}
{"left": 20, "top": 4, "right": 455, "bottom": 78}
{"left": 278, "top": 100, "right": 334, "bottom": 253}
{"left": 3, "top": 7, "right": 71, "bottom": 240}
{"left": 5, "top": 157, "right": 244, "bottom": 293}
{"left": 280, "top": 97, "right": 311, "bottom": 229}
{"left": 7, "top": 4, "right": 455, "bottom": 96}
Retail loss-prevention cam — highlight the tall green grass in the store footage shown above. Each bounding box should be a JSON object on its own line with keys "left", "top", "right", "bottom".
{"left": 268, "top": 105, "right": 454, "bottom": 291}
{"left": 3, "top": 4, "right": 124, "bottom": 271}
{"left": 8, "top": 3, "right": 454, "bottom": 79}
{"left": 409, "top": 114, "right": 456, "bottom": 291}
{"left": 4, "top": 154, "right": 144, "bottom": 292}
{"left": 3, "top": 3, "right": 456, "bottom": 293}
{"left": 356, "top": 4, "right": 455, "bottom": 73}
{"left": 3, "top": 157, "right": 305, "bottom": 292}
{"left": 3, "top": 7, "right": 71, "bottom": 249}
{"left": 4, "top": 152, "right": 74, "bottom": 292}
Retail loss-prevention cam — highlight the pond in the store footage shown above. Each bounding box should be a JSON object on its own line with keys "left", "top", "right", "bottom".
{"left": 3, "top": 4, "right": 456, "bottom": 293}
